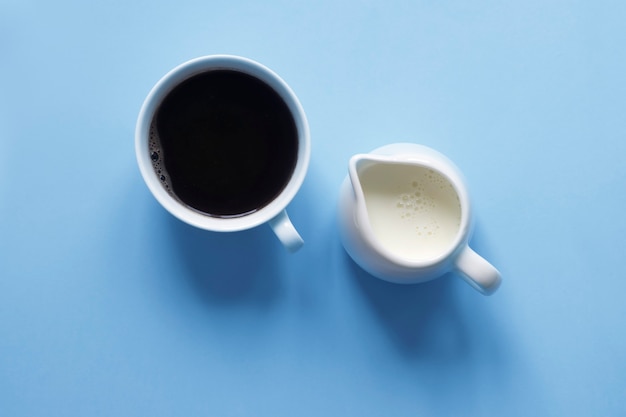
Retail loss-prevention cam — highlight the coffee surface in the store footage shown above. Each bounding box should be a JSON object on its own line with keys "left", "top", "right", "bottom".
{"left": 150, "top": 70, "right": 298, "bottom": 217}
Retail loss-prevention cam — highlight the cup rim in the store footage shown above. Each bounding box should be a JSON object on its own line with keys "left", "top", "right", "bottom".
{"left": 135, "top": 55, "right": 310, "bottom": 232}
{"left": 348, "top": 145, "right": 472, "bottom": 269}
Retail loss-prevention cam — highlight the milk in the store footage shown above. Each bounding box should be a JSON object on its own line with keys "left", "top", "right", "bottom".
{"left": 359, "top": 163, "right": 462, "bottom": 261}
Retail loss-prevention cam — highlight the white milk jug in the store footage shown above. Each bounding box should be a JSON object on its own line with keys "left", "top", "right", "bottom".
{"left": 338, "top": 143, "right": 501, "bottom": 295}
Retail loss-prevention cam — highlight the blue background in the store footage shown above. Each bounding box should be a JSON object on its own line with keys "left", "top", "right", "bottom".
{"left": 1, "top": 1, "right": 625, "bottom": 416}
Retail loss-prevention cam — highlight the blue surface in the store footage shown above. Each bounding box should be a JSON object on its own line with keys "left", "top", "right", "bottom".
{"left": 1, "top": 1, "right": 625, "bottom": 416}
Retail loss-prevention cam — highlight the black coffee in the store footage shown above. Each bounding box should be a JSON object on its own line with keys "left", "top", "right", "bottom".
{"left": 149, "top": 70, "right": 298, "bottom": 217}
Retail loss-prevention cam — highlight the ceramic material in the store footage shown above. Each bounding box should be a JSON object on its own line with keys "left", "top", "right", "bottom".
{"left": 135, "top": 55, "right": 310, "bottom": 252}
{"left": 338, "top": 143, "right": 501, "bottom": 294}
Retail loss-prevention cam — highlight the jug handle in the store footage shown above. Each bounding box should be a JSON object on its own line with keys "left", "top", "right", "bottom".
{"left": 454, "top": 246, "right": 502, "bottom": 295}
{"left": 268, "top": 210, "right": 304, "bottom": 253}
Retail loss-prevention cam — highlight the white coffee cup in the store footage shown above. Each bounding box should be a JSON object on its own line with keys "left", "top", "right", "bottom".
{"left": 338, "top": 143, "right": 501, "bottom": 294}
{"left": 135, "top": 55, "right": 310, "bottom": 252}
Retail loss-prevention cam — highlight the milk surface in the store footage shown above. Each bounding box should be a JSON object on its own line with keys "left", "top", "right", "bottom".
{"left": 359, "top": 163, "right": 462, "bottom": 261}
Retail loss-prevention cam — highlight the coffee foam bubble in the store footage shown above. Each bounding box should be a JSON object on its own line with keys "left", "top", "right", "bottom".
{"left": 148, "top": 121, "right": 174, "bottom": 195}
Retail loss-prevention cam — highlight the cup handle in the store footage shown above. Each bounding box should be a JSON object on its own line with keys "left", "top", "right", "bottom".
{"left": 268, "top": 210, "right": 304, "bottom": 253}
{"left": 454, "top": 246, "right": 502, "bottom": 295}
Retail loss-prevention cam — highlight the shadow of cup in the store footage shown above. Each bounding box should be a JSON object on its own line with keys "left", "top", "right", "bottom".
{"left": 168, "top": 215, "right": 283, "bottom": 308}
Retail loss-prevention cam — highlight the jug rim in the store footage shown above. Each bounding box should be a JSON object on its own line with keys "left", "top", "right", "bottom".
{"left": 348, "top": 152, "right": 472, "bottom": 269}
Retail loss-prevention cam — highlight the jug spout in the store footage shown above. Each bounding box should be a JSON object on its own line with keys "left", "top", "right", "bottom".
{"left": 347, "top": 153, "right": 415, "bottom": 256}
{"left": 347, "top": 153, "right": 395, "bottom": 203}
